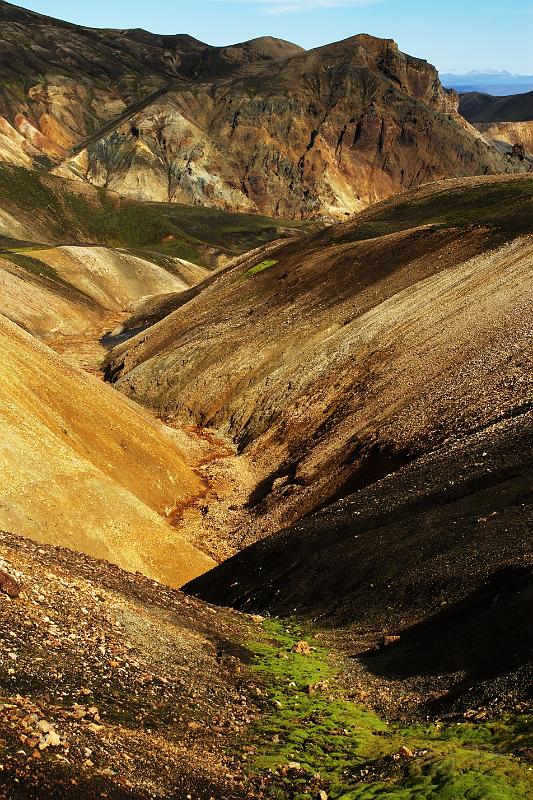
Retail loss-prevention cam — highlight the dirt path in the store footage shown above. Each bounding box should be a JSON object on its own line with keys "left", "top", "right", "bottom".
{"left": 162, "top": 423, "right": 261, "bottom": 563}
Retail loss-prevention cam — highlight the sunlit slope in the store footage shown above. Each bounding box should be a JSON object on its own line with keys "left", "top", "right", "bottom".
{"left": 0, "top": 245, "right": 205, "bottom": 339}
{"left": 0, "top": 314, "right": 214, "bottom": 585}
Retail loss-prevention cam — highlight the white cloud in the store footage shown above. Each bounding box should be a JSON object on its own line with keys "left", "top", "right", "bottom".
{"left": 220, "top": 0, "right": 385, "bottom": 15}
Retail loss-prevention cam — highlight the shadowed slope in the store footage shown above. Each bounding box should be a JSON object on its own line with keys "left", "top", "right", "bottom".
{"left": 186, "top": 411, "right": 533, "bottom": 705}
{"left": 0, "top": 165, "right": 311, "bottom": 267}
{"left": 460, "top": 90, "right": 533, "bottom": 123}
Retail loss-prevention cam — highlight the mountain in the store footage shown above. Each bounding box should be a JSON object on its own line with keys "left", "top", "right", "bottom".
{"left": 105, "top": 174, "right": 533, "bottom": 546}
{"left": 168, "top": 175, "right": 533, "bottom": 712}
{"left": 458, "top": 90, "right": 533, "bottom": 161}
{"left": 0, "top": 6, "right": 531, "bottom": 798}
{"left": 0, "top": 2, "right": 526, "bottom": 218}
{"left": 459, "top": 90, "right": 533, "bottom": 123}
{"left": 0, "top": 158, "right": 311, "bottom": 571}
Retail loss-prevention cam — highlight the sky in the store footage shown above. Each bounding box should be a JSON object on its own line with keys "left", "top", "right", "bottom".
{"left": 18, "top": 0, "right": 533, "bottom": 74}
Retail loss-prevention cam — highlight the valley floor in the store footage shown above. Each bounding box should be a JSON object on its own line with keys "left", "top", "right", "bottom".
{"left": 42, "top": 318, "right": 265, "bottom": 564}
{"left": 0, "top": 172, "right": 531, "bottom": 800}
{"left": 1, "top": 531, "right": 531, "bottom": 800}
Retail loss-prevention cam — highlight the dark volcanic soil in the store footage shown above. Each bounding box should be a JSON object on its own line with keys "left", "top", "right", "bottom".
{"left": 186, "top": 411, "right": 533, "bottom": 712}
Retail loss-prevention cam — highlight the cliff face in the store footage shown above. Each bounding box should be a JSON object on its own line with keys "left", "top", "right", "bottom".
{"left": 144, "top": 35, "right": 510, "bottom": 218}
{"left": 0, "top": 3, "right": 526, "bottom": 217}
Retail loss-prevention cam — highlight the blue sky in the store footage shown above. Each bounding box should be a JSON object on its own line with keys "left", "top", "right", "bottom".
{"left": 19, "top": 0, "right": 533, "bottom": 73}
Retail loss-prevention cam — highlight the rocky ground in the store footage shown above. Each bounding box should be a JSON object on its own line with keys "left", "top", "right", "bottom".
{"left": 0, "top": 530, "right": 258, "bottom": 800}
{"left": 2, "top": 531, "right": 531, "bottom": 800}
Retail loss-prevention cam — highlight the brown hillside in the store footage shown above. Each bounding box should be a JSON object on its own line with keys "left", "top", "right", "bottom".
{"left": 106, "top": 175, "right": 533, "bottom": 544}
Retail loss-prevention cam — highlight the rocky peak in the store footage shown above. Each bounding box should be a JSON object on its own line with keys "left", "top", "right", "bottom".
{"left": 0, "top": 6, "right": 526, "bottom": 218}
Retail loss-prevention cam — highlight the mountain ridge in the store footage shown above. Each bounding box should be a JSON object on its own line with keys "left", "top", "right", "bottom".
{"left": 0, "top": 1, "right": 526, "bottom": 218}
{"left": 459, "top": 90, "right": 533, "bottom": 123}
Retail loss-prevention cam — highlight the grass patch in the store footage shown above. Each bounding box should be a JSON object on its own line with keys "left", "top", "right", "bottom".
{"left": 0, "top": 247, "right": 95, "bottom": 301}
{"left": 0, "top": 166, "right": 315, "bottom": 268}
{"left": 243, "top": 259, "right": 279, "bottom": 278}
{"left": 241, "top": 619, "right": 533, "bottom": 800}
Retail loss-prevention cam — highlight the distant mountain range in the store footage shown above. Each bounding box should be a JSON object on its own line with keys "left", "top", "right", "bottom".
{"left": 441, "top": 71, "right": 533, "bottom": 96}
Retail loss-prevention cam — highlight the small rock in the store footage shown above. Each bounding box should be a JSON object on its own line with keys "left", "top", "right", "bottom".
{"left": 306, "top": 681, "right": 329, "bottom": 695}
{"left": 72, "top": 704, "right": 86, "bottom": 720}
{"left": 188, "top": 721, "right": 201, "bottom": 730}
{"left": 398, "top": 745, "right": 414, "bottom": 758}
{"left": 87, "top": 723, "right": 103, "bottom": 733}
{"left": 36, "top": 720, "right": 52, "bottom": 734}
{"left": 382, "top": 635, "right": 401, "bottom": 647}
{"left": 292, "top": 640, "right": 312, "bottom": 655}
{"left": 25, "top": 737, "right": 40, "bottom": 750}
{"left": 0, "top": 570, "right": 21, "bottom": 598}
{"left": 318, "top": 791, "right": 329, "bottom": 800}
{"left": 39, "top": 731, "right": 61, "bottom": 749}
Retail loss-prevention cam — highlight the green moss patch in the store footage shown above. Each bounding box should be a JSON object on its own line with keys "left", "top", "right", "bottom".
{"left": 241, "top": 619, "right": 533, "bottom": 800}
{"left": 243, "top": 259, "right": 279, "bottom": 278}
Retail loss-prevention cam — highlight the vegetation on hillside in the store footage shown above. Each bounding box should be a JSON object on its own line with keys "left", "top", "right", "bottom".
{"left": 241, "top": 620, "right": 532, "bottom": 800}
{"left": 0, "top": 165, "right": 314, "bottom": 267}
{"left": 335, "top": 177, "right": 533, "bottom": 247}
